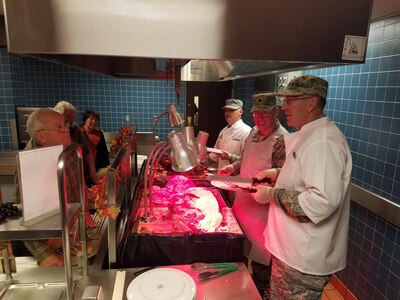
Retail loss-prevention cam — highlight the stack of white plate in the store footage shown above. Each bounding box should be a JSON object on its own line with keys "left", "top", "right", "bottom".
{"left": 126, "top": 268, "right": 196, "bottom": 300}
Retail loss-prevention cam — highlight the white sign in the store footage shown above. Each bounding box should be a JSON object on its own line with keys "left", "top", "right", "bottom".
{"left": 342, "top": 35, "right": 367, "bottom": 61}
{"left": 17, "top": 145, "right": 63, "bottom": 225}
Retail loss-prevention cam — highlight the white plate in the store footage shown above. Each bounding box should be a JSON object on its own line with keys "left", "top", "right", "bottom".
{"left": 210, "top": 180, "right": 251, "bottom": 191}
{"left": 206, "top": 147, "right": 223, "bottom": 154}
{"left": 126, "top": 268, "right": 196, "bottom": 300}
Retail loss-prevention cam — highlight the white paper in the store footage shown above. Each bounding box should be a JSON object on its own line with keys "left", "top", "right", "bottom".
{"left": 16, "top": 145, "right": 63, "bottom": 224}
{"left": 342, "top": 35, "right": 366, "bottom": 61}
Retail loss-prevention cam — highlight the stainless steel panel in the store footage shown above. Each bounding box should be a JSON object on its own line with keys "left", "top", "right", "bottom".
{"left": 3, "top": 0, "right": 373, "bottom": 62}
{"left": 0, "top": 283, "right": 66, "bottom": 300}
{"left": 351, "top": 184, "right": 400, "bottom": 228}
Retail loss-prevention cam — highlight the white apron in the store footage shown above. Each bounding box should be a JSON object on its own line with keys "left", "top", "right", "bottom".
{"left": 232, "top": 127, "right": 286, "bottom": 264}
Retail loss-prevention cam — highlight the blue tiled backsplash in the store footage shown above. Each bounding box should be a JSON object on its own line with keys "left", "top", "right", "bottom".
{"left": 0, "top": 14, "right": 399, "bottom": 300}
{"left": 0, "top": 52, "right": 185, "bottom": 149}
{"left": 295, "top": 16, "right": 400, "bottom": 300}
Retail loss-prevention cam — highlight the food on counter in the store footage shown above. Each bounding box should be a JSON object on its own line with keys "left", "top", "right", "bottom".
{"left": 152, "top": 175, "right": 196, "bottom": 205}
{"left": 171, "top": 187, "right": 223, "bottom": 233}
{"left": 152, "top": 176, "right": 222, "bottom": 232}
{"left": 0, "top": 202, "right": 22, "bottom": 220}
{"left": 137, "top": 175, "right": 242, "bottom": 234}
{"left": 182, "top": 188, "right": 222, "bottom": 232}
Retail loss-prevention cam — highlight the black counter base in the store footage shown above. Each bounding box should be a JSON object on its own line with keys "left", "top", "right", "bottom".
{"left": 117, "top": 232, "right": 246, "bottom": 267}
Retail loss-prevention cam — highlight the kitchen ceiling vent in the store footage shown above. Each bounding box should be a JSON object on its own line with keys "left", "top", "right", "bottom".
{"left": 3, "top": 0, "right": 374, "bottom": 81}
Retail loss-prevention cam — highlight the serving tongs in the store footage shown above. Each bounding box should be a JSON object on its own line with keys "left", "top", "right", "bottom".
{"left": 197, "top": 265, "right": 239, "bottom": 282}
{"left": 191, "top": 262, "right": 238, "bottom": 270}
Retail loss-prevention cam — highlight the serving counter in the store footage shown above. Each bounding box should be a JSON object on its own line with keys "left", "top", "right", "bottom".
{"left": 74, "top": 262, "right": 261, "bottom": 300}
{"left": 0, "top": 261, "right": 260, "bottom": 299}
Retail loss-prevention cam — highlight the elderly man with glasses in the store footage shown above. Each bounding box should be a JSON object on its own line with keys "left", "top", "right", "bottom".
{"left": 251, "top": 75, "right": 352, "bottom": 299}
{"left": 13, "top": 108, "right": 76, "bottom": 267}
{"left": 208, "top": 99, "right": 251, "bottom": 169}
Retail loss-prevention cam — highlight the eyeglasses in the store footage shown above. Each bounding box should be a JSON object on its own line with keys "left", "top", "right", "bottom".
{"left": 37, "top": 122, "right": 70, "bottom": 133}
{"left": 282, "top": 95, "right": 313, "bottom": 105}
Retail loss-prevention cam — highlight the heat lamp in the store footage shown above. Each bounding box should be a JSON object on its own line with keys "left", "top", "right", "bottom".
{"left": 143, "top": 130, "right": 198, "bottom": 222}
{"left": 152, "top": 104, "right": 184, "bottom": 145}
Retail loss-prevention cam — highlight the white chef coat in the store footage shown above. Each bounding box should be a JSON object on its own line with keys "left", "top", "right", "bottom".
{"left": 265, "top": 117, "right": 352, "bottom": 275}
{"left": 212, "top": 119, "right": 251, "bottom": 169}
{"left": 233, "top": 125, "right": 288, "bottom": 265}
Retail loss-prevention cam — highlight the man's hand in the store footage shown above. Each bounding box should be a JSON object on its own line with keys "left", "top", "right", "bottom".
{"left": 39, "top": 253, "right": 64, "bottom": 268}
{"left": 218, "top": 164, "right": 234, "bottom": 176}
{"left": 218, "top": 150, "right": 231, "bottom": 161}
{"left": 255, "top": 168, "right": 279, "bottom": 182}
{"left": 251, "top": 186, "right": 277, "bottom": 204}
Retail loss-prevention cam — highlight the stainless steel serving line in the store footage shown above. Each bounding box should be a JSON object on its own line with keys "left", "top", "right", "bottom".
{"left": 0, "top": 143, "right": 88, "bottom": 300}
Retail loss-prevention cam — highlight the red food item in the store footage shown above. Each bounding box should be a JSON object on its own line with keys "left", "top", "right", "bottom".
{"left": 165, "top": 175, "right": 196, "bottom": 192}
{"left": 152, "top": 175, "right": 196, "bottom": 205}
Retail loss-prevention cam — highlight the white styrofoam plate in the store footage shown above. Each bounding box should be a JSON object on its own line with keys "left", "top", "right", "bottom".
{"left": 126, "top": 268, "right": 196, "bottom": 300}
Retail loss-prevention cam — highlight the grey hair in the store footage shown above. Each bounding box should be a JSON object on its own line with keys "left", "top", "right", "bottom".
{"left": 54, "top": 100, "right": 76, "bottom": 115}
{"left": 26, "top": 108, "right": 54, "bottom": 137}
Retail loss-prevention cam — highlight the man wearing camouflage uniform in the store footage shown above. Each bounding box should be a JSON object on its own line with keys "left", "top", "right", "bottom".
{"left": 251, "top": 75, "right": 352, "bottom": 299}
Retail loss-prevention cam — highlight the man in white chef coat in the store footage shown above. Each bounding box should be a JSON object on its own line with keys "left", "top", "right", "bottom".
{"left": 208, "top": 99, "right": 251, "bottom": 169}
{"left": 218, "top": 93, "right": 287, "bottom": 299}
{"left": 251, "top": 75, "right": 352, "bottom": 299}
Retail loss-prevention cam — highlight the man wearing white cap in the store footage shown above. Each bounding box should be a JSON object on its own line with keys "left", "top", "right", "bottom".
{"left": 209, "top": 99, "right": 251, "bottom": 169}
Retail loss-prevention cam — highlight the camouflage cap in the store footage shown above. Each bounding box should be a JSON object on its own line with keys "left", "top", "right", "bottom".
{"left": 251, "top": 92, "right": 276, "bottom": 113}
{"left": 222, "top": 99, "right": 243, "bottom": 110}
{"left": 276, "top": 75, "right": 328, "bottom": 100}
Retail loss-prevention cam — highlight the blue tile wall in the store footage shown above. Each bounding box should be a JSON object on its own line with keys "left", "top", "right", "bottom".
{"left": 22, "top": 57, "right": 185, "bottom": 141}
{"left": 303, "top": 16, "right": 400, "bottom": 205}
{"left": 327, "top": 15, "right": 400, "bottom": 300}
{"left": 301, "top": 16, "right": 400, "bottom": 300}
{"left": 340, "top": 203, "right": 400, "bottom": 300}
{"left": 0, "top": 50, "right": 185, "bottom": 148}
{"left": 302, "top": 16, "right": 400, "bottom": 300}
{"left": 0, "top": 50, "right": 24, "bottom": 150}
{"left": 232, "top": 78, "right": 256, "bottom": 127}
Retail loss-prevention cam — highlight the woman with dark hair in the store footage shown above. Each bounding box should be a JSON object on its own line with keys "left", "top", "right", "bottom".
{"left": 80, "top": 110, "right": 110, "bottom": 172}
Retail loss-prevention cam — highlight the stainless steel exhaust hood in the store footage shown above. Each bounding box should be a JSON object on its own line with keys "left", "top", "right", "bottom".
{"left": 3, "top": 0, "right": 373, "bottom": 81}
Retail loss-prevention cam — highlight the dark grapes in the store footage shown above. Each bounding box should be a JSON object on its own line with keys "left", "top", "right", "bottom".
{"left": 0, "top": 203, "right": 22, "bottom": 221}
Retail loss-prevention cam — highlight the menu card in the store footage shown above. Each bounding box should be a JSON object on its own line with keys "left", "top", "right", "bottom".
{"left": 16, "top": 145, "right": 63, "bottom": 225}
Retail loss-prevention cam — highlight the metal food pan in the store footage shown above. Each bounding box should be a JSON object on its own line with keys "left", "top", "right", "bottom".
{"left": 0, "top": 282, "right": 67, "bottom": 300}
